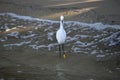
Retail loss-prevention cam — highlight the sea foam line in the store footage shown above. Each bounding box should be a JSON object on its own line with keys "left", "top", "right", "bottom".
{"left": 0, "top": 13, "right": 120, "bottom": 30}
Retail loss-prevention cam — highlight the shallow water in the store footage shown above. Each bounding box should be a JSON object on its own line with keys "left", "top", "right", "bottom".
{"left": 0, "top": 13, "right": 120, "bottom": 80}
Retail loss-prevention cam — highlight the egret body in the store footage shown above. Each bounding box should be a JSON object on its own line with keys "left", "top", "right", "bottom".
{"left": 56, "top": 16, "right": 67, "bottom": 58}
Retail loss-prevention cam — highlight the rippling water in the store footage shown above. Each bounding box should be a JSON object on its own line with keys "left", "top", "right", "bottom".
{"left": 0, "top": 13, "right": 120, "bottom": 59}
{"left": 0, "top": 13, "right": 120, "bottom": 80}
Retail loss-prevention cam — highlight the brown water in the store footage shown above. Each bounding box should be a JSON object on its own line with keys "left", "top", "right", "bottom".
{"left": 0, "top": 13, "right": 120, "bottom": 80}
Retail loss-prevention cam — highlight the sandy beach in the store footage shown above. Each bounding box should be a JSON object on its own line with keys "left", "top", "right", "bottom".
{"left": 0, "top": 0, "right": 120, "bottom": 23}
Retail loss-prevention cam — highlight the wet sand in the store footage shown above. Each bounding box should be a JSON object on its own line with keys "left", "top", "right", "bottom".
{"left": 0, "top": 0, "right": 120, "bottom": 23}
{"left": 0, "top": 49, "right": 120, "bottom": 80}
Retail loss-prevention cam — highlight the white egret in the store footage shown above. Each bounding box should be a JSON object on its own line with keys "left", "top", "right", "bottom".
{"left": 56, "top": 16, "right": 67, "bottom": 58}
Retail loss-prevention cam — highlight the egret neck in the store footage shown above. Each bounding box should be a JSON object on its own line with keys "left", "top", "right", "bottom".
{"left": 60, "top": 20, "right": 64, "bottom": 29}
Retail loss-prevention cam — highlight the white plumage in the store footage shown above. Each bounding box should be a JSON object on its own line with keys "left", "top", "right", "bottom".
{"left": 56, "top": 16, "right": 66, "bottom": 44}
{"left": 56, "top": 16, "right": 67, "bottom": 58}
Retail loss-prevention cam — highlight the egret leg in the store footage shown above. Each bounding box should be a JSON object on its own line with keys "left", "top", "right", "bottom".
{"left": 62, "top": 44, "right": 67, "bottom": 59}
{"left": 59, "top": 45, "right": 62, "bottom": 57}
{"left": 62, "top": 44, "right": 65, "bottom": 55}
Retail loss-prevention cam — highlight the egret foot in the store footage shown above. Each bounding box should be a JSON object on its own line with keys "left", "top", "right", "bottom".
{"left": 63, "top": 54, "right": 67, "bottom": 59}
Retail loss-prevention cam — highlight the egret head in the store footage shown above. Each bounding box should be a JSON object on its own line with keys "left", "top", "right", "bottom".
{"left": 60, "top": 16, "right": 64, "bottom": 21}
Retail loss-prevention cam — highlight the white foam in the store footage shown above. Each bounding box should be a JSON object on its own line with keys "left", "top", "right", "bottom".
{"left": 0, "top": 13, "right": 120, "bottom": 30}
{"left": 29, "top": 43, "right": 57, "bottom": 50}
{"left": 7, "top": 31, "right": 19, "bottom": 38}
{"left": 66, "top": 21, "right": 120, "bottom": 30}
{"left": 100, "top": 31, "right": 120, "bottom": 46}
{"left": 21, "top": 34, "right": 36, "bottom": 39}
{"left": 79, "top": 35, "right": 89, "bottom": 38}
{"left": 72, "top": 47, "right": 81, "bottom": 53}
{"left": 75, "top": 41, "right": 86, "bottom": 46}
{"left": 17, "top": 70, "right": 23, "bottom": 73}
{"left": 0, "top": 13, "right": 58, "bottom": 23}
{"left": 29, "top": 45, "right": 47, "bottom": 50}
{"left": 91, "top": 50, "right": 98, "bottom": 55}
{"left": 0, "top": 36, "right": 8, "bottom": 42}
{"left": 47, "top": 32, "right": 54, "bottom": 41}
{"left": 47, "top": 43, "right": 57, "bottom": 50}
{"left": 4, "top": 41, "right": 31, "bottom": 47}
{"left": 66, "top": 36, "right": 78, "bottom": 43}
{"left": 96, "top": 54, "right": 105, "bottom": 58}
